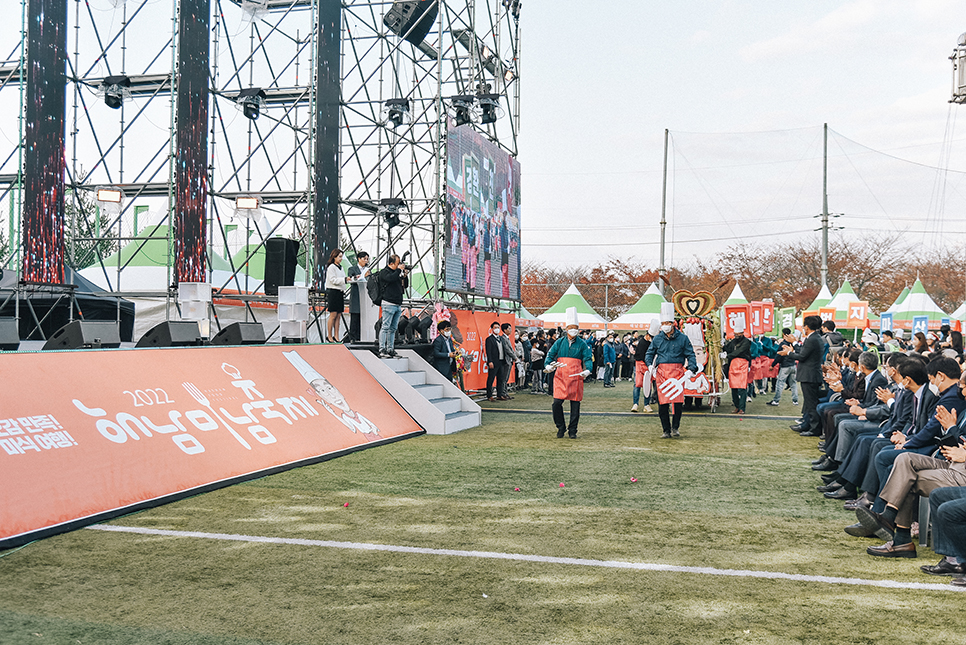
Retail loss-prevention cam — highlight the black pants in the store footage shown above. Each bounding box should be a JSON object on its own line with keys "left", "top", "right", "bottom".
{"left": 552, "top": 398, "right": 581, "bottom": 436}
{"left": 487, "top": 363, "right": 509, "bottom": 398}
{"left": 731, "top": 388, "right": 747, "bottom": 412}
{"left": 658, "top": 402, "right": 682, "bottom": 432}
{"left": 349, "top": 312, "right": 361, "bottom": 342}
{"left": 800, "top": 381, "right": 822, "bottom": 434}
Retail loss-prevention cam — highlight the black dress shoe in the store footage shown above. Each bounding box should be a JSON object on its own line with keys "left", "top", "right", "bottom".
{"left": 824, "top": 487, "right": 856, "bottom": 500}
{"left": 820, "top": 472, "right": 839, "bottom": 484}
{"left": 811, "top": 456, "right": 826, "bottom": 465}
{"left": 790, "top": 424, "right": 805, "bottom": 432}
{"left": 856, "top": 507, "right": 895, "bottom": 541}
{"left": 556, "top": 430, "right": 565, "bottom": 438}
{"left": 817, "top": 441, "right": 827, "bottom": 450}
{"left": 817, "top": 482, "right": 843, "bottom": 493}
{"left": 844, "top": 522, "right": 876, "bottom": 538}
{"left": 800, "top": 430, "right": 822, "bottom": 437}
{"left": 920, "top": 557, "right": 965, "bottom": 576}
{"left": 812, "top": 457, "right": 836, "bottom": 471}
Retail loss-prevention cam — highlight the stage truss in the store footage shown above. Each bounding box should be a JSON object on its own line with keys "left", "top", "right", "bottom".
{"left": 0, "top": 0, "right": 522, "bottom": 340}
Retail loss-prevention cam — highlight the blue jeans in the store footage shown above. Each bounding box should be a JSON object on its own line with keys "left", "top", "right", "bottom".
{"left": 603, "top": 364, "right": 614, "bottom": 386}
{"left": 379, "top": 302, "right": 402, "bottom": 352}
{"left": 771, "top": 365, "right": 798, "bottom": 404}
{"left": 931, "top": 487, "right": 966, "bottom": 560}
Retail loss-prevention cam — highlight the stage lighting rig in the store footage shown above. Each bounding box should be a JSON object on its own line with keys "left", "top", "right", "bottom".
{"left": 447, "top": 95, "right": 477, "bottom": 126}
{"left": 501, "top": 0, "right": 521, "bottom": 19}
{"left": 98, "top": 75, "right": 131, "bottom": 109}
{"left": 378, "top": 198, "right": 407, "bottom": 229}
{"left": 477, "top": 93, "right": 504, "bottom": 125}
{"left": 380, "top": 98, "right": 412, "bottom": 129}
{"left": 95, "top": 186, "right": 124, "bottom": 215}
{"left": 236, "top": 88, "right": 267, "bottom": 120}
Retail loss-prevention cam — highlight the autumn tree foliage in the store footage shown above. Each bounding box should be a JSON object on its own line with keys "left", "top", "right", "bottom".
{"left": 522, "top": 234, "right": 966, "bottom": 317}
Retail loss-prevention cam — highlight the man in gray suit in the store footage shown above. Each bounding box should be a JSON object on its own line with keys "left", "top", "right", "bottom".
{"left": 347, "top": 251, "right": 369, "bottom": 342}
{"left": 778, "top": 315, "right": 826, "bottom": 437}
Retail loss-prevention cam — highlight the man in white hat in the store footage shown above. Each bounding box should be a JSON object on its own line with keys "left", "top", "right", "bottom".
{"left": 722, "top": 319, "right": 752, "bottom": 414}
{"left": 645, "top": 302, "right": 697, "bottom": 438}
{"left": 545, "top": 307, "right": 593, "bottom": 438}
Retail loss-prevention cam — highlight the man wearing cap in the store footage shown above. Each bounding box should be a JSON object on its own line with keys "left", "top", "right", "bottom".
{"left": 645, "top": 302, "right": 698, "bottom": 438}
{"left": 545, "top": 307, "right": 594, "bottom": 438}
{"left": 722, "top": 321, "right": 752, "bottom": 414}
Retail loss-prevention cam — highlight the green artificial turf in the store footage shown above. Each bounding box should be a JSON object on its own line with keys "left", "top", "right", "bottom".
{"left": 2, "top": 381, "right": 965, "bottom": 644}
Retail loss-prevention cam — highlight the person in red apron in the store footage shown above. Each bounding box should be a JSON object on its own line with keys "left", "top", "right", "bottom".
{"left": 545, "top": 307, "right": 593, "bottom": 438}
{"left": 722, "top": 320, "right": 752, "bottom": 414}
{"left": 644, "top": 302, "right": 698, "bottom": 438}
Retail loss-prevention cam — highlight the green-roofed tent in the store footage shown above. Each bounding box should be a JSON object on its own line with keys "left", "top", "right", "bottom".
{"left": 537, "top": 283, "right": 607, "bottom": 329}
{"left": 885, "top": 287, "right": 910, "bottom": 314}
{"left": 805, "top": 284, "right": 833, "bottom": 311}
{"left": 951, "top": 301, "right": 966, "bottom": 321}
{"left": 722, "top": 282, "right": 749, "bottom": 306}
{"left": 610, "top": 283, "right": 667, "bottom": 330}
{"left": 891, "top": 279, "right": 947, "bottom": 330}
{"left": 515, "top": 306, "right": 543, "bottom": 329}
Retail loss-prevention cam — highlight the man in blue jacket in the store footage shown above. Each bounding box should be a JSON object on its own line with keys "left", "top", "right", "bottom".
{"left": 645, "top": 302, "right": 697, "bottom": 439}
{"left": 602, "top": 333, "right": 617, "bottom": 387}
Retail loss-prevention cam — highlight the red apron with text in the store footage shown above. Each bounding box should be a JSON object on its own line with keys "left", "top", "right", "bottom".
{"left": 729, "top": 357, "right": 750, "bottom": 389}
{"left": 655, "top": 363, "right": 685, "bottom": 405}
{"left": 553, "top": 357, "right": 585, "bottom": 402}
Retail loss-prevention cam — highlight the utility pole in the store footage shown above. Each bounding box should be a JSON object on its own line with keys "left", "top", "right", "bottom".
{"left": 659, "top": 128, "right": 668, "bottom": 295}
{"left": 821, "top": 122, "right": 829, "bottom": 288}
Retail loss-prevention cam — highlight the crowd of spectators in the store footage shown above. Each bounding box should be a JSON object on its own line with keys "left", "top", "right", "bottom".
{"left": 785, "top": 318, "right": 966, "bottom": 587}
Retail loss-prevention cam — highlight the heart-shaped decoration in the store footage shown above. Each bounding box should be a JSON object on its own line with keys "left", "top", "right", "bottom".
{"left": 671, "top": 290, "right": 716, "bottom": 318}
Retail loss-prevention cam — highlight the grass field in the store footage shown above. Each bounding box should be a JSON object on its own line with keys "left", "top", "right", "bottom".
{"left": 3, "top": 380, "right": 966, "bottom": 644}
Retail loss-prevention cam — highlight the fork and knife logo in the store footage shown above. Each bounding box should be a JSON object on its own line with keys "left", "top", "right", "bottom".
{"left": 182, "top": 382, "right": 252, "bottom": 450}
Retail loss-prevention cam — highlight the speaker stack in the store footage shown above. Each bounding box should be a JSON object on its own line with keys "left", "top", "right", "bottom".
{"left": 42, "top": 321, "right": 121, "bottom": 350}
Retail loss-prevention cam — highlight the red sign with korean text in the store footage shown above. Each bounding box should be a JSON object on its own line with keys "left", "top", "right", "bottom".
{"left": 761, "top": 301, "right": 774, "bottom": 333}
{"left": 846, "top": 301, "right": 869, "bottom": 328}
{"left": 819, "top": 307, "right": 837, "bottom": 323}
{"left": 449, "top": 309, "right": 517, "bottom": 391}
{"left": 722, "top": 304, "right": 752, "bottom": 339}
{"left": 750, "top": 302, "right": 764, "bottom": 336}
{"left": 0, "top": 345, "right": 423, "bottom": 548}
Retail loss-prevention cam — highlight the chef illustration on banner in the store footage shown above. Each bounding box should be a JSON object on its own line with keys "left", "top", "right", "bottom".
{"left": 283, "top": 351, "right": 380, "bottom": 438}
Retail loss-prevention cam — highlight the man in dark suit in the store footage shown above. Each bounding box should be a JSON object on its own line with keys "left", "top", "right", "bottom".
{"left": 778, "top": 315, "right": 826, "bottom": 437}
{"left": 431, "top": 320, "right": 457, "bottom": 380}
{"left": 485, "top": 321, "right": 509, "bottom": 401}
{"left": 347, "top": 251, "right": 369, "bottom": 342}
{"left": 814, "top": 351, "right": 890, "bottom": 473}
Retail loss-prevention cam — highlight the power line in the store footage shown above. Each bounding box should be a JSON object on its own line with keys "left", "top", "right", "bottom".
{"left": 524, "top": 228, "right": 816, "bottom": 247}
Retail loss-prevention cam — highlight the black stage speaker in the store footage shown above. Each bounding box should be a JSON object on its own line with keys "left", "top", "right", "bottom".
{"left": 210, "top": 322, "right": 266, "bottom": 346}
{"left": 384, "top": 0, "right": 438, "bottom": 46}
{"left": 136, "top": 321, "right": 205, "bottom": 348}
{"left": 264, "top": 238, "right": 299, "bottom": 296}
{"left": 42, "top": 320, "right": 121, "bottom": 350}
{"left": 0, "top": 317, "right": 20, "bottom": 351}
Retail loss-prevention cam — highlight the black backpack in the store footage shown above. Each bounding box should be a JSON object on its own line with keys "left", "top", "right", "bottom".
{"left": 367, "top": 271, "right": 383, "bottom": 305}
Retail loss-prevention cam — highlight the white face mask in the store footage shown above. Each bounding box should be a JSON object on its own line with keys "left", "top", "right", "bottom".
{"left": 443, "top": 330, "right": 451, "bottom": 337}
{"left": 493, "top": 328, "right": 501, "bottom": 335}
{"left": 567, "top": 328, "right": 578, "bottom": 338}
{"left": 661, "top": 324, "right": 673, "bottom": 334}
{"left": 929, "top": 382, "right": 940, "bottom": 395}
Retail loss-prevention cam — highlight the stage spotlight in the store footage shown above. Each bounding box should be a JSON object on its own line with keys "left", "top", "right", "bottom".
{"left": 477, "top": 93, "right": 505, "bottom": 125}
{"left": 95, "top": 187, "right": 123, "bottom": 204}
{"left": 447, "top": 95, "right": 477, "bottom": 127}
{"left": 99, "top": 75, "right": 131, "bottom": 109}
{"left": 236, "top": 88, "right": 266, "bottom": 120}
{"left": 503, "top": 68, "right": 516, "bottom": 84}
{"left": 380, "top": 98, "right": 412, "bottom": 129}
{"left": 378, "top": 197, "right": 406, "bottom": 229}
{"left": 233, "top": 195, "right": 261, "bottom": 220}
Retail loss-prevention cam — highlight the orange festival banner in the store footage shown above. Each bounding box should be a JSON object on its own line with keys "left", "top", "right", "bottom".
{"left": 449, "top": 309, "right": 517, "bottom": 391}
{"left": 0, "top": 344, "right": 423, "bottom": 548}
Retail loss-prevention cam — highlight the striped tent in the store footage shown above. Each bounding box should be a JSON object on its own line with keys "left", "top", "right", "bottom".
{"left": 609, "top": 283, "right": 667, "bottom": 330}
{"left": 891, "top": 279, "right": 947, "bottom": 330}
{"left": 537, "top": 283, "right": 607, "bottom": 330}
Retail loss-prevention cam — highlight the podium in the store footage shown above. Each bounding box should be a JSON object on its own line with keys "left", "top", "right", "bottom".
{"left": 354, "top": 277, "right": 379, "bottom": 342}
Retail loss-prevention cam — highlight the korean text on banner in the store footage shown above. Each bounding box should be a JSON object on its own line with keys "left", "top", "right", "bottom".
{"left": 0, "top": 345, "right": 423, "bottom": 548}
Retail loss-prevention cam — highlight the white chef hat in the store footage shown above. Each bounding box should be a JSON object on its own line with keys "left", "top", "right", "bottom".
{"left": 732, "top": 318, "right": 746, "bottom": 334}
{"left": 565, "top": 306, "right": 578, "bottom": 328}
{"left": 862, "top": 329, "right": 878, "bottom": 343}
{"left": 648, "top": 318, "right": 660, "bottom": 336}
{"left": 660, "top": 302, "right": 675, "bottom": 322}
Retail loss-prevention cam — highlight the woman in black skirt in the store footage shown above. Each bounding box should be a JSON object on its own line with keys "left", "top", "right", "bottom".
{"left": 324, "top": 248, "right": 348, "bottom": 342}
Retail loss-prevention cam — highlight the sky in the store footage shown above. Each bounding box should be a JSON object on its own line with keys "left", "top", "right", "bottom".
{"left": 516, "top": 0, "right": 966, "bottom": 268}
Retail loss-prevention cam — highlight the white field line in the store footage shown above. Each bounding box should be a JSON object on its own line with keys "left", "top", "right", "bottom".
{"left": 88, "top": 524, "right": 963, "bottom": 593}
